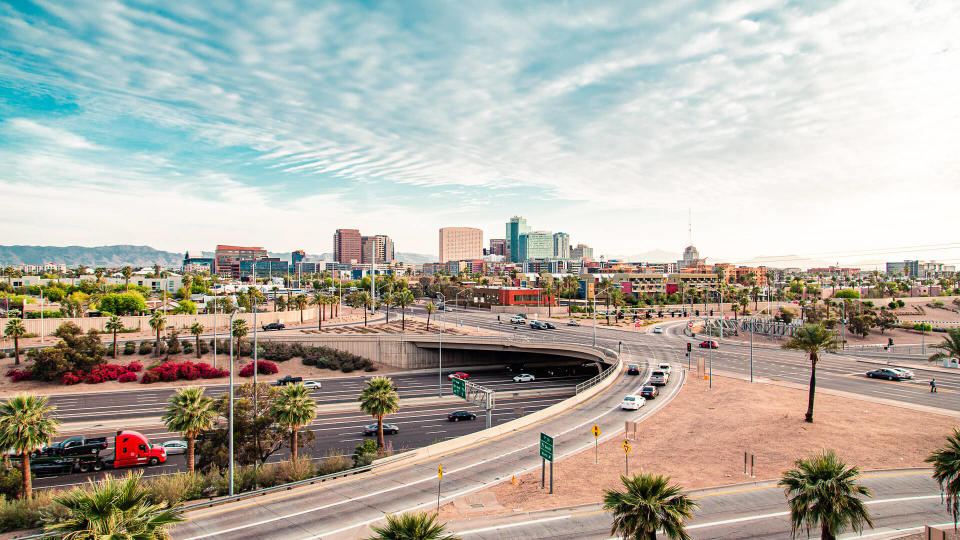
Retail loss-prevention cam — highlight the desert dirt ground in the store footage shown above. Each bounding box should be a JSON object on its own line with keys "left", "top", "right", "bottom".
{"left": 439, "top": 372, "right": 958, "bottom": 519}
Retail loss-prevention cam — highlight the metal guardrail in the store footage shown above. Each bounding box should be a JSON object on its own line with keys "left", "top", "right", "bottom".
{"left": 575, "top": 350, "right": 620, "bottom": 394}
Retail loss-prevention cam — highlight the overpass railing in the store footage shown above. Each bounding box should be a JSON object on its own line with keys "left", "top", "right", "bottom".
{"left": 576, "top": 348, "right": 621, "bottom": 394}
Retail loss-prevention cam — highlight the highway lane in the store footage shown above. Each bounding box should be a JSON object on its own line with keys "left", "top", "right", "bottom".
{"left": 34, "top": 392, "right": 572, "bottom": 490}
{"left": 48, "top": 368, "right": 593, "bottom": 424}
{"left": 451, "top": 471, "right": 945, "bottom": 539}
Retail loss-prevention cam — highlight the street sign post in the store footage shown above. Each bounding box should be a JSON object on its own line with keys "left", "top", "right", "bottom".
{"left": 451, "top": 377, "right": 466, "bottom": 398}
{"left": 622, "top": 439, "right": 631, "bottom": 474}
{"left": 436, "top": 464, "right": 442, "bottom": 511}
{"left": 540, "top": 433, "right": 554, "bottom": 494}
{"left": 591, "top": 424, "right": 601, "bottom": 464}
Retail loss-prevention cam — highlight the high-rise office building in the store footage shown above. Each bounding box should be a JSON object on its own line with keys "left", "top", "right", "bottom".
{"left": 571, "top": 243, "right": 594, "bottom": 260}
{"left": 489, "top": 239, "right": 507, "bottom": 257}
{"left": 333, "top": 229, "right": 362, "bottom": 264}
{"left": 518, "top": 231, "right": 553, "bottom": 261}
{"left": 291, "top": 250, "right": 305, "bottom": 272}
{"left": 439, "top": 227, "right": 483, "bottom": 262}
{"left": 214, "top": 245, "right": 268, "bottom": 275}
{"left": 505, "top": 217, "right": 530, "bottom": 263}
{"left": 362, "top": 235, "right": 395, "bottom": 264}
{"left": 553, "top": 232, "right": 570, "bottom": 258}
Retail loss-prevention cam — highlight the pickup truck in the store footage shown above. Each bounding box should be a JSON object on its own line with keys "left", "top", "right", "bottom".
{"left": 35, "top": 436, "right": 108, "bottom": 458}
{"left": 509, "top": 315, "right": 526, "bottom": 324}
{"left": 273, "top": 375, "right": 303, "bottom": 386}
{"left": 261, "top": 322, "right": 285, "bottom": 331}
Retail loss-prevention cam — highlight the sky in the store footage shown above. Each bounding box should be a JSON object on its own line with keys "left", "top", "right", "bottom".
{"left": 1, "top": 0, "right": 959, "bottom": 266}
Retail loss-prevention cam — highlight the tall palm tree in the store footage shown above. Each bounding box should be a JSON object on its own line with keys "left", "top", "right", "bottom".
{"left": 926, "top": 428, "right": 960, "bottom": 528}
{"left": 602, "top": 473, "right": 699, "bottom": 540}
{"left": 782, "top": 323, "right": 838, "bottom": 423}
{"left": 182, "top": 275, "right": 193, "bottom": 299}
{"left": 394, "top": 289, "right": 414, "bottom": 331}
{"left": 312, "top": 291, "right": 325, "bottom": 330}
{"left": 425, "top": 302, "right": 436, "bottom": 331}
{"left": 272, "top": 383, "right": 318, "bottom": 461}
{"left": 190, "top": 322, "right": 204, "bottom": 359}
{"left": 105, "top": 315, "right": 124, "bottom": 359}
{"left": 271, "top": 286, "right": 280, "bottom": 311}
{"left": 232, "top": 319, "right": 248, "bottom": 353}
{"left": 0, "top": 394, "right": 61, "bottom": 499}
{"left": 354, "top": 291, "right": 372, "bottom": 327}
{"left": 358, "top": 377, "right": 399, "bottom": 449}
{"left": 161, "top": 387, "right": 215, "bottom": 473}
{"left": 45, "top": 472, "right": 183, "bottom": 537}
{"left": 293, "top": 294, "right": 308, "bottom": 324}
{"left": 779, "top": 450, "right": 873, "bottom": 540}
{"left": 365, "top": 512, "right": 460, "bottom": 540}
{"left": 929, "top": 328, "right": 960, "bottom": 366}
{"left": 4, "top": 318, "right": 26, "bottom": 366}
{"left": 148, "top": 312, "right": 166, "bottom": 358}
{"left": 121, "top": 266, "right": 133, "bottom": 290}
{"left": 541, "top": 282, "right": 556, "bottom": 318}
{"left": 331, "top": 294, "right": 340, "bottom": 318}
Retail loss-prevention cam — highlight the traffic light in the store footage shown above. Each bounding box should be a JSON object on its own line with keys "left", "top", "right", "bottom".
{"left": 710, "top": 309, "right": 714, "bottom": 316}
{"left": 888, "top": 337, "right": 894, "bottom": 347}
{"left": 686, "top": 342, "right": 692, "bottom": 356}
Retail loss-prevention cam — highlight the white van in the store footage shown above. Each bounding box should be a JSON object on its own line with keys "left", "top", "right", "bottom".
{"left": 657, "top": 363, "right": 672, "bottom": 374}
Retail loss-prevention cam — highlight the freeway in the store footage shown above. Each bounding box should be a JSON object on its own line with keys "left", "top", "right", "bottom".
{"left": 450, "top": 470, "right": 946, "bottom": 539}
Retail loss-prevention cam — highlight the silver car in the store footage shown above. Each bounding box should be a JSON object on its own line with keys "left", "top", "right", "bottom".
{"left": 161, "top": 440, "right": 187, "bottom": 455}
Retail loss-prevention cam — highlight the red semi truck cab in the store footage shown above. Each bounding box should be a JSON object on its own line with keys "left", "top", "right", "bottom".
{"left": 111, "top": 430, "right": 167, "bottom": 468}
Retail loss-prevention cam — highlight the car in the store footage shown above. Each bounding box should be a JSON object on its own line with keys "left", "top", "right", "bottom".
{"left": 509, "top": 315, "right": 526, "bottom": 324}
{"left": 261, "top": 322, "right": 285, "bottom": 331}
{"left": 272, "top": 376, "right": 303, "bottom": 387}
{"left": 543, "top": 322, "right": 556, "bottom": 329}
{"left": 627, "top": 364, "right": 641, "bottom": 376}
{"left": 161, "top": 440, "right": 188, "bottom": 455}
{"left": 303, "top": 380, "right": 321, "bottom": 390}
{"left": 866, "top": 369, "right": 903, "bottom": 381}
{"left": 657, "top": 363, "right": 672, "bottom": 374}
{"left": 364, "top": 423, "right": 399, "bottom": 436}
{"left": 568, "top": 319, "right": 581, "bottom": 326}
{"left": 448, "top": 372, "right": 469, "bottom": 380}
{"left": 652, "top": 326, "right": 663, "bottom": 334}
{"left": 620, "top": 395, "right": 646, "bottom": 410}
{"left": 699, "top": 340, "right": 719, "bottom": 349}
{"left": 529, "top": 320, "right": 548, "bottom": 330}
{"left": 448, "top": 411, "right": 477, "bottom": 422}
{"left": 640, "top": 385, "right": 659, "bottom": 399}
{"left": 890, "top": 368, "right": 914, "bottom": 379}
{"left": 650, "top": 370, "right": 668, "bottom": 386}
{"left": 513, "top": 373, "right": 535, "bottom": 382}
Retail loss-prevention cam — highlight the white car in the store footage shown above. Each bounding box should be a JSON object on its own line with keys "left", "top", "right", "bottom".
{"left": 161, "top": 440, "right": 187, "bottom": 455}
{"left": 303, "top": 380, "right": 321, "bottom": 390}
{"left": 568, "top": 319, "right": 581, "bottom": 326}
{"left": 652, "top": 326, "right": 663, "bottom": 334}
{"left": 891, "top": 368, "right": 914, "bottom": 379}
{"left": 657, "top": 363, "right": 672, "bottom": 374}
{"left": 513, "top": 373, "right": 535, "bottom": 382}
{"left": 621, "top": 395, "right": 645, "bottom": 410}
{"left": 509, "top": 315, "right": 526, "bottom": 324}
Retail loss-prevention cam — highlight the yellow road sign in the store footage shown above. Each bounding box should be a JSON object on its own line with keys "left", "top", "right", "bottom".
{"left": 438, "top": 464, "right": 443, "bottom": 481}
{"left": 591, "top": 424, "right": 601, "bottom": 438}
{"left": 622, "top": 440, "right": 631, "bottom": 455}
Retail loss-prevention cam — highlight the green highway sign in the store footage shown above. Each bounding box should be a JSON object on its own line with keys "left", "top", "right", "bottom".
{"left": 452, "top": 377, "right": 466, "bottom": 399}
{"left": 539, "top": 432, "right": 554, "bottom": 462}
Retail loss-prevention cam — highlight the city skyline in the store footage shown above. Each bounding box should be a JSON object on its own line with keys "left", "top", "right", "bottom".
{"left": 1, "top": 2, "right": 959, "bottom": 264}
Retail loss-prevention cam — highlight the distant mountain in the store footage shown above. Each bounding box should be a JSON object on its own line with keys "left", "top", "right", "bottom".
{"left": 0, "top": 245, "right": 182, "bottom": 268}
{"left": 395, "top": 252, "right": 435, "bottom": 264}
{"left": 609, "top": 249, "right": 681, "bottom": 262}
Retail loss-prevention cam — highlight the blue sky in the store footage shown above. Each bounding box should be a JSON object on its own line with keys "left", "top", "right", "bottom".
{"left": 2, "top": 0, "right": 959, "bottom": 264}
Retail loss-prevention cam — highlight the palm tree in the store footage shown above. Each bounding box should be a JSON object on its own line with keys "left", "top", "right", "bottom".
{"left": 425, "top": 302, "right": 436, "bottom": 331}
{"left": 161, "top": 387, "right": 215, "bottom": 473}
{"left": 293, "top": 294, "right": 308, "bottom": 324}
{"left": 782, "top": 323, "right": 838, "bottom": 423}
{"left": 0, "top": 394, "right": 61, "bottom": 498}
{"left": 602, "top": 473, "right": 699, "bottom": 540}
{"left": 45, "top": 472, "right": 183, "bottom": 537}
{"left": 232, "top": 319, "right": 248, "bottom": 353}
{"left": 929, "top": 328, "right": 960, "bottom": 366}
{"left": 189, "top": 322, "right": 204, "bottom": 359}
{"left": 926, "top": 428, "right": 960, "bottom": 528}
{"left": 541, "top": 282, "right": 556, "bottom": 318}
{"left": 272, "top": 383, "right": 318, "bottom": 461}
{"left": 121, "top": 266, "right": 133, "bottom": 290}
{"left": 271, "top": 286, "right": 280, "bottom": 311}
{"left": 105, "top": 315, "right": 124, "bottom": 359}
{"left": 365, "top": 512, "right": 460, "bottom": 540}
{"left": 779, "top": 450, "right": 873, "bottom": 540}
{"left": 354, "top": 291, "right": 372, "bottom": 327}
{"left": 394, "top": 289, "right": 414, "bottom": 331}
{"left": 4, "top": 318, "right": 26, "bottom": 366}
{"left": 148, "top": 311, "right": 166, "bottom": 358}
{"left": 358, "top": 377, "right": 399, "bottom": 449}
{"left": 312, "top": 291, "right": 325, "bottom": 330}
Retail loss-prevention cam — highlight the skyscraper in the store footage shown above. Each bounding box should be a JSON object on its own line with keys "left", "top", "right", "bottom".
{"left": 439, "top": 227, "right": 483, "bottom": 262}
{"left": 571, "top": 244, "right": 594, "bottom": 260}
{"left": 553, "top": 232, "right": 570, "bottom": 258}
{"left": 333, "top": 229, "right": 362, "bottom": 264}
{"left": 505, "top": 216, "right": 530, "bottom": 263}
{"left": 489, "top": 238, "right": 507, "bottom": 256}
{"left": 214, "top": 245, "right": 267, "bottom": 275}
{"left": 362, "top": 235, "right": 395, "bottom": 264}
{"left": 518, "top": 231, "right": 553, "bottom": 261}
{"left": 291, "top": 249, "right": 305, "bottom": 272}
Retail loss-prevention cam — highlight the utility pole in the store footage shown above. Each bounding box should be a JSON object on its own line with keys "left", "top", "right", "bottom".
{"left": 228, "top": 309, "right": 238, "bottom": 496}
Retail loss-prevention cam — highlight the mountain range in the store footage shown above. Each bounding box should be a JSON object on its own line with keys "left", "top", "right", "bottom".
{"left": 0, "top": 245, "right": 436, "bottom": 267}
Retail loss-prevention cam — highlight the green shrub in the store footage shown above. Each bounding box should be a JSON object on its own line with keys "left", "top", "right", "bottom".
{"left": 198, "top": 340, "right": 210, "bottom": 355}
{"left": 353, "top": 440, "right": 379, "bottom": 467}
{"left": 123, "top": 341, "right": 136, "bottom": 355}
{"left": 0, "top": 467, "right": 21, "bottom": 501}
{"left": 144, "top": 471, "right": 204, "bottom": 507}
{"left": 138, "top": 342, "right": 153, "bottom": 355}
{"left": 182, "top": 340, "right": 193, "bottom": 354}
{"left": 0, "top": 491, "right": 61, "bottom": 533}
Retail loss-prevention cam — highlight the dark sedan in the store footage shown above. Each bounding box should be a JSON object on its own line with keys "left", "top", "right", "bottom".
{"left": 448, "top": 411, "right": 477, "bottom": 422}
{"left": 640, "top": 385, "right": 659, "bottom": 399}
{"left": 866, "top": 369, "right": 904, "bottom": 381}
{"left": 363, "top": 423, "right": 399, "bottom": 435}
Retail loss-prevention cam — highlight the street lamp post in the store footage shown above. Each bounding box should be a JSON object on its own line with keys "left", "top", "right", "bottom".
{"left": 436, "top": 293, "right": 444, "bottom": 397}
{"left": 213, "top": 300, "right": 217, "bottom": 369}
{"left": 228, "top": 309, "right": 239, "bottom": 497}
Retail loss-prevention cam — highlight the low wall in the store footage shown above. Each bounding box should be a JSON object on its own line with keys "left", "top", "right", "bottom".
{"left": 0, "top": 308, "right": 320, "bottom": 336}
